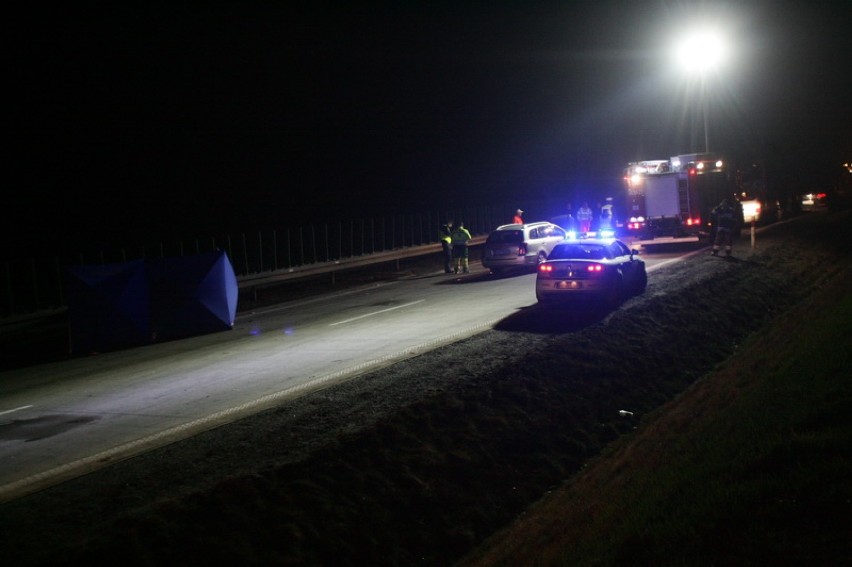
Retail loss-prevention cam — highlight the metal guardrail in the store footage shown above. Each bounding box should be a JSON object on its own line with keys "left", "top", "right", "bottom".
{"left": 237, "top": 236, "right": 487, "bottom": 301}
{"left": 1, "top": 197, "right": 572, "bottom": 319}
{"left": 0, "top": 235, "right": 489, "bottom": 327}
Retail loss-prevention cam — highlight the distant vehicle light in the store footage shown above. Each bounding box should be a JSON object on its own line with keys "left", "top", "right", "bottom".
{"left": 539, "top": 264, "right": 554, "bottom": 273}
{"left": 696, "top": 162, "right": 705, "bottom": 170}
{"left": 715, "top": 160, "right": 723, "bottom": 168}
{"left": 630, "top": 173, "right": 642, "bottom": 185}
{"left": 587, "top": 264, "right": 603, "bottom": 272}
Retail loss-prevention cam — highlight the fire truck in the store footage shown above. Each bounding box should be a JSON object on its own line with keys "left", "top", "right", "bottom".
{"left": 623, "top": 153, "right": 736, "bottom": 240}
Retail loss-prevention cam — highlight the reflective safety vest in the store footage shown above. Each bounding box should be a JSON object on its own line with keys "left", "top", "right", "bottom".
{"left": 451, "top": 227, "right": 471, "bottom": 246}
{"left": 599, "top": 204, "right": 614, "bottom": 228}
{"left": 577, "top": 207, "right": 593, "bottom": 222}
{"left": 439, "top": 224, "right": 452, "bottom": 244}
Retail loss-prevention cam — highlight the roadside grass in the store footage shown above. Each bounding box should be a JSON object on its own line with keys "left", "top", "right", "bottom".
{"left": 464, "top": 263, "right": 852, "bottom": 566}
{"left": 3, "top": 212, "right": 850, "bottom": 566}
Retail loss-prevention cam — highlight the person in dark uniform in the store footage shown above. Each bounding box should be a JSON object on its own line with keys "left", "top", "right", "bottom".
{"left": 711, "top": 196, "right": 738, "bottom": 258}
{"left": 438, "top": 220, "right": 454, "bottom": 273}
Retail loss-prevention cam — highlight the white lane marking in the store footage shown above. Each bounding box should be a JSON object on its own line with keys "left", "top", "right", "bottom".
{"left": 329, "top": 300, "right": 425, "bottom": 326}
{"left": 247, "top": 281, "right": 402, "bottom": 316}
{"left": 0, "top": 405, "right": 33, "bottom": 416}
{"left": 647, "top": 257, "right": 682, "bottom": 272}
{"left": 0, "top": 317, "right": 500, "bottom": 503}
{"left": 647, "top": 246, "right": 708, "bottom": 273}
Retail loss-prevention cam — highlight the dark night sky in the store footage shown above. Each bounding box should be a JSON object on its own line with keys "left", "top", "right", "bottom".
{"left": 6, "top": 1, "right": 850, "bottom": 254}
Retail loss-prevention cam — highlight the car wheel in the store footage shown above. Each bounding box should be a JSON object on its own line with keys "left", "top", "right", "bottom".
{"left": 536, "top": 292, "right": 553, "bottom": 305}
{"left": 605, "top": 275, "right": 623, "bottom": 309}
{"left": 634, "top": 267, "right": 647, "bottom": 294}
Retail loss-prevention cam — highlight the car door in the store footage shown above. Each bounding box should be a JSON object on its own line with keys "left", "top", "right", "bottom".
{"left": 544, "top": 224, "right": 567, "bottom": 256}
{"left": 609, "top": 241, "right": 639, "bottom": 283}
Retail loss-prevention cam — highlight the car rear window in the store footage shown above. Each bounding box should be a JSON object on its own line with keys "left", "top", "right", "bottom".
{"left": 487, "top": 230, "right": 523, "bottom": 244}
{"left": 549, "top": 244, "right": 608, "bottom": 260}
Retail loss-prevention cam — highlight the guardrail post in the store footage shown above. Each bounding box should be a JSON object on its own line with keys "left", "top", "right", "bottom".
{"left": 4, "top": 262, "right": 13, "bottom": 316}
{"left": 241, "top": 233, "right": 249, "bottom": 275}
{"left": 272, "top": 229, "right": 278, "bottom": 271}
{"left": 30, "top": 259, "right": 39, "bottom": 312}
{"left": 55, "top": 257, "right": 64, "bottom": 307}
{"left": 258, "top": 231, "right": 263, "bottom": 272}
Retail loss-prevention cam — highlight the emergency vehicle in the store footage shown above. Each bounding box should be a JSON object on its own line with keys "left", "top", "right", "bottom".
{"left": 623, "top": 153, "right": 735, "bottom": 240}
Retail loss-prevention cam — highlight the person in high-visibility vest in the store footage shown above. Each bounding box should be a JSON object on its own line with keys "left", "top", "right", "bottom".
{"left": 599, "top": 197, "right": 615, "bottom": 231}
{"left": 451, "top": 220, "right": 472, "bottom": 274}
{"left": 577, "top": 201, "right": 593, "bottom": 234}
{"left": 438, "top": 220, "right": 454, "bottom": 274}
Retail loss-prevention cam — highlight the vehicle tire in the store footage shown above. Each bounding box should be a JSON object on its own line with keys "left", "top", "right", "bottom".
{"left": 605, "top": 275, "right": 623, "bottom": 309}
{"left": 634, "top": 266, "right": 648, "bottom": 294}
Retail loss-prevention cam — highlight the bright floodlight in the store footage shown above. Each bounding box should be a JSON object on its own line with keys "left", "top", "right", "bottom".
{"left": 674, "top": 29, "right": 728, "bottom": 73}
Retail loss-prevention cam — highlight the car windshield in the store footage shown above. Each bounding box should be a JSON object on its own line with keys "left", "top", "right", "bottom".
{"left": 549, "top": 244, "right": 609, "bottom": 260}
{"left": 487, "top": 230, "right": 523, "bottom": 244}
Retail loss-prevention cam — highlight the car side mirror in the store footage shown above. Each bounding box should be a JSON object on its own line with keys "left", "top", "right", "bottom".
{"left": 631, "top": 249, "right": 640, "bottom": 256}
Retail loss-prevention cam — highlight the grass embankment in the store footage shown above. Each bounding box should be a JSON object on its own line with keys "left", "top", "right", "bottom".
{"left": 464, "top": 263, "right": 852, "bottom": 566}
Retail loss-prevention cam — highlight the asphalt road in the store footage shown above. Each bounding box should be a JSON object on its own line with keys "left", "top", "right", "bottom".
{"left": 0, "top": 245, "right": 701, "bottom": 502}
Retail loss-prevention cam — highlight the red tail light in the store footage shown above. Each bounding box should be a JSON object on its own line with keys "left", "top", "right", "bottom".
{"left": 539, "top": 263, "right": 554, "bottom": 274}
{"left": 686, "top": 217, "right": 700, "bottom": 226}
{"left": 518, "top": 244, "right": 528, "bottom": 256}
{"left": 586, "top": 264, "right": 603, "bottom": 272}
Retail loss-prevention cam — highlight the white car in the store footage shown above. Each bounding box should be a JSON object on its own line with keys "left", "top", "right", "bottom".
{"left": 481, "top": 222, "right": 568, "bottom": 275}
